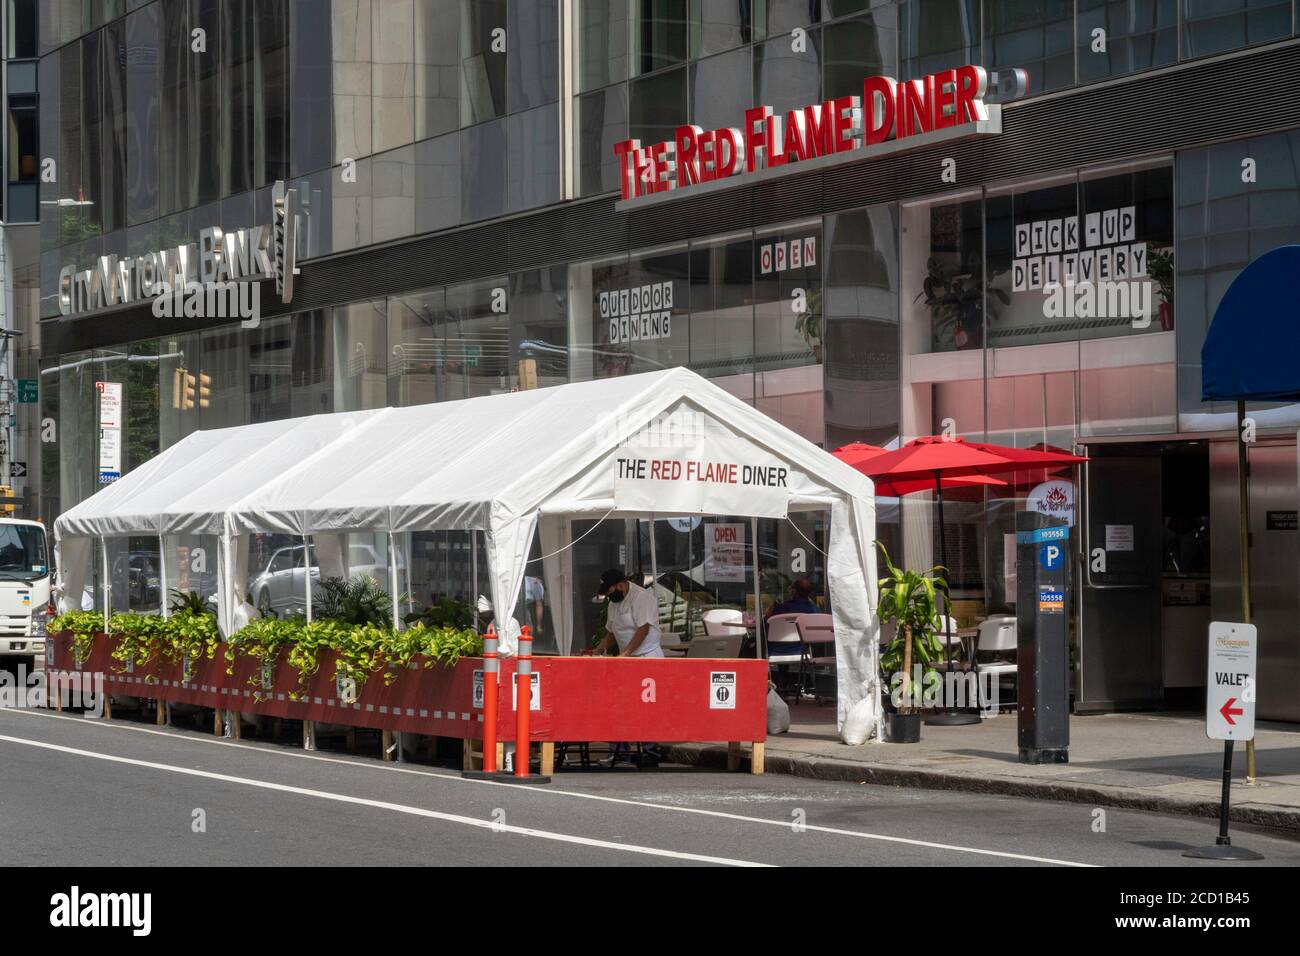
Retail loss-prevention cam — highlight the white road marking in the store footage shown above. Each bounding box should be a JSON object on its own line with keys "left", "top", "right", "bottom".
{"left": 0, "top": 731, "right": 767, "bottom": 867}
{"left": 1, "top": 708, "right": 1093, "bottom": 866}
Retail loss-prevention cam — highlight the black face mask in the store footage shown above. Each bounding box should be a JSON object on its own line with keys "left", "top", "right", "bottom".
{"left": 607, "top": 588, "right": 626, "bottom": 603}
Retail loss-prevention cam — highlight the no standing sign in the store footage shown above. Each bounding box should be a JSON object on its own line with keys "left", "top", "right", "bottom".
{"left": 1206, "top": 622, "right": 1257, "bottom": 741}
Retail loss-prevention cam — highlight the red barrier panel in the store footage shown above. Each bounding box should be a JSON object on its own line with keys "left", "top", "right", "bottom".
{"left": 46, "top": 633, "right": 768, "bottom": 755}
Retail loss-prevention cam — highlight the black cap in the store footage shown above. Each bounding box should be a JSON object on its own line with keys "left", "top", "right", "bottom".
{"left": 596, "top": 568, "right": 627, "bottom": 597}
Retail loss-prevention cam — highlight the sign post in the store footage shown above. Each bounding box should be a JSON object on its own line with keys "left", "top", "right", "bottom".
{"left": 1015, "top": 514, "right": 1071, "bottom": 764}
{"left": 1184, "top": 622, "right": 1263, "bottom": 860}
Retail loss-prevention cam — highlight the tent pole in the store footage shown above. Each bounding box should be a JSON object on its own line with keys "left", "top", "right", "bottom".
{"left": 751, "top": 517, "right": 762, "bottom": 660}
{"left": 471, "top": 531, "right": 479, "bottom": 633}
{"left": 158, "top": 535, "right": 169, "bottom": 620}
{"left": 1237, "top": 399, "right": 1256, "bottom": 783}
{"left": 388, "top": 531, "right": 401, "bottom": 631}
{"left": 649, "top": 513, "right": 658, "bottom": 601}
{"left": 100, "top": 537, "right": 110, "bottom": 632}
{"left": 303, "top": 535, "right": 313, "bottom": 623}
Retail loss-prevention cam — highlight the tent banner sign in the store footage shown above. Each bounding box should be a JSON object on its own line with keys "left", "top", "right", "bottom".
{"left": 613, "top": 447, "right": 790, "bottom": 518}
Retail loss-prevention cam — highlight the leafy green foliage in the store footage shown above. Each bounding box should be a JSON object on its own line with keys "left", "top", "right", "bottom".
{"left": 108, "top": 611, "right": 219, "bottom": 682}
{"left": 49, "top": 610, "right": 106, "bottom": 665}
{"left": 168, "top": 588, "right": 214, "bottom": 616}
{"left": 403, "top": 596, "right": 475, "bottom": 630}
{"left": 876, "top": 542, "right": 946, "bottom": 714}
{"left": 316, "top": 575, "right": 394, "bottom": 627}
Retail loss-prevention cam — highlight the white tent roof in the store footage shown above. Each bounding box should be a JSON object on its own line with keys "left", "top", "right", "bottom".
{"left": 56, "top": 367, "right": 875, "bottom": 540}
{"left": 55, "top": 367, "right": 881, "bottom": 732}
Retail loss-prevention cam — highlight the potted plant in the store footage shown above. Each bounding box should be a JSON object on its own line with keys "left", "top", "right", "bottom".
{"left": 876, "top": 543, "right": 946, "bottom": 743}
{"left": 915, "top": 253, "right": 1009, "bottom": 351}
{"left": 1147, "top": 248, "right": 1174, "bottom": 331}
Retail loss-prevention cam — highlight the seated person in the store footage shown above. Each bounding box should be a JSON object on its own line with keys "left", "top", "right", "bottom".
{"left": 742, "top": 578, "right": 821, "bottom": 658}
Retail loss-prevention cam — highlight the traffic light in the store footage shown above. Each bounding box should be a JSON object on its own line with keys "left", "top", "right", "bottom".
{"left": 171, "top": 367, "right": 183, "bottom": 409}
{"left": 182, "top": 370, "right": 197, "bottom": 410}
{"left": 0, "top": 485, "right": 15, "bottom": 516}
{"left": 198, "top": 371, "right": 211, "bottom": 409}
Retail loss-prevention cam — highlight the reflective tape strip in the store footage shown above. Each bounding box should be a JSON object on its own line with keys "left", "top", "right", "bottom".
{"left": 483, "top": 638, "right": 498, "bottom": 653}
{"left": 484, "top": 659, "right": 499, "bottom": 673}
{"left": 517, "top": 659, "right": 532, "bottom": 676}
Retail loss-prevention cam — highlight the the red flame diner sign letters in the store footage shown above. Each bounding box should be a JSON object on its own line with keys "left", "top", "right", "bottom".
{"left": 614, "top": 65, "right": 992, "bottom": 203}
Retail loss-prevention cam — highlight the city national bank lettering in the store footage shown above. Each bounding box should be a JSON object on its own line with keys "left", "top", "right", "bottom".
{"left": 615, "top": 65, "right": 999, "bottom": 205}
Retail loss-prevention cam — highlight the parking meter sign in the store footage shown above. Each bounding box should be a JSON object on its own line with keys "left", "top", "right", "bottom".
{"left": 1206, "top": 622, "right": 1257, "bottom": 741}
{"left": 710, "top": 671, "right": 737, "bottom": 710}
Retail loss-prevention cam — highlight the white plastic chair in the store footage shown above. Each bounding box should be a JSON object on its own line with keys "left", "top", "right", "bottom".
{"left": 795, "top": 613, "right": 836, "bottom": 704}
{"left": 765, "top": 612, "right": 804, "bottom": 701}
{"left": 701, "top": 607, "right": 747, "bottom": 638}
{"left": 975, "top": 615, "right": 1017, "bottom": 712}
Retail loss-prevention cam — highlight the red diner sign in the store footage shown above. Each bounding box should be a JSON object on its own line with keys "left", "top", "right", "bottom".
{"left": 615, "top": 65, "right": 996, "bottom": 204}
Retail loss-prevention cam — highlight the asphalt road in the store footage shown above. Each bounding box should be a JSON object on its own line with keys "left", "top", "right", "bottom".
{"left": 1, "top": 706, "right": 1296, "bottom": 867}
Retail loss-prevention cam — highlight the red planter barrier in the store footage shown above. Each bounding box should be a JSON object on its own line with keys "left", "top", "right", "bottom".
{"left": 45, "top": 632, "right": 768, "bottom": 771}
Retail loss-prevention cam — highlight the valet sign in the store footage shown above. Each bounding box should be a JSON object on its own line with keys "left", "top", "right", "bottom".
{"left": 615, "top": 65, "right": 1001, "bottom": 208}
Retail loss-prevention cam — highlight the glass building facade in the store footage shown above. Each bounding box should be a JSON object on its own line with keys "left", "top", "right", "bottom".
{"left": 26, "top": 1, "right": 1300, "bottom": 712}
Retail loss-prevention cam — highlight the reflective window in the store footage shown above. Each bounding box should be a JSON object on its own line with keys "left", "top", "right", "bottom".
{"left": 126, "top": 3, "right": 160, "bottom": 227}
{"left": 1181, "top": 0, "right": 1293, "bottom": 58}
{"left": 900, "top": 191, "right": 985, "bottom": 353}
{"left": 688, "top": 232, "right": 754, "bottom": 380}
{"left": 900, "top": 0, "right": 980, "bottom": 81}
{"left": 689, "top": 47, "right": 750, "bottom": 131}
{"left": 291, "top": 0, "right": 332, "bottom": 176}
{"left": 578, "top": 0, "right": 632, "bottom": 92}
{"left": 822, "top": 9, "right": 898, "bottom": 102}
{"left": 331, "top": 0, "right": 373, "bottom": 163}
{"left": 333, "top": 299, "right": 389, "bottom": 411}
{"left": 690, "top": 0, "right": 752, "bottom": 58}
{"left": 507, "top": 105, "right": 561, "bottom": 212}
{"left": 371, "top": 0, "right": 416, "bottom": 153}
{"left": 755, "top": 0, "right": 823, "bottom": 39}
{"left": 461, "top": 0, "right": 508, "bottom": 125}
{"left": 1077, "top": 0, "right": 1178, "bottom": 82}
{"left": 632, "top": 0, "right": 690, "bottom": 75}
{"left": 416, "top": 0, "right": 462, "bottom": 139}
{"left": 415, "top": 131, "right": 462, "bottom": 234}
{"left": 102, "top": 21, "right": 129, "bottom": 235}
{"left": 629, "top": 66, "right": 687, "bottom": 146}
{"left": 511, "top": 266, "right": 570, "bottom": 390}
{"left": 388, "top": 285, "right": 449, "bottom": 406}
{"left": 80, "top": 34, "right": 104, "bottom": 238}
{"left": 508, "top": 0, "right": 560, "bottom": 111}
{"left": 753, "top": 27, "right": 821, "bottom": 115}
{"left": 225, "top": 0, "right": 290, "bottom": 194}
{"left": 441, "top": 278, "right": 515, "bottom": 398}
{"left": 982, "top": 0, "right": 1073, "bottom": 95}
{"left": 372, "top": 144, "right": 416, "bottom": 244}
{"left": 577, "top": 83, "right": 628, "bottom": 196}
{"left": 461, "top": 118, "right": 507, "bottom": 222}
{"left": 754, "top": 220, "right": 821, "bottom": 373}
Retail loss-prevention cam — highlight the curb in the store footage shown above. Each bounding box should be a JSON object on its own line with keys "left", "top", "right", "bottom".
{"left": 665, "top": 743, "right": 1300, "bottom": 835}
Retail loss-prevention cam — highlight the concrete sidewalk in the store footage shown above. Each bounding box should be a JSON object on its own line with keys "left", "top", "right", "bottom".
{"left": 671, "top": 706, "right": 1300, "bottom": 833}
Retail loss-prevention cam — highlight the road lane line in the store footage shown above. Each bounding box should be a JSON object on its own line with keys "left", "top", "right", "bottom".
{"left": 0, "top": 732, "right": 768, "bottom": 867}
{"left": 0, "top": 709, "right": 1093, "bottom": 866}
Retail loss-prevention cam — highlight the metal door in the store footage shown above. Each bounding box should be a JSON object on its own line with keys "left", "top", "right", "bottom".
{"left": 1078, "top": 450, "right": 1163, "bottom": 711}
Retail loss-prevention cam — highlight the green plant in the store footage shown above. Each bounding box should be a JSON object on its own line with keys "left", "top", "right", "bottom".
{"left": 876, "top": 542, "right": 946, "bottom": 715}
{"left": 1147, "top": 247, "right": 1174, "bottom": 307}
{"left": 403, "top": 596, "right": 474, "bottom": 630}
{"left": 169, "top": 588, "right": 213, "bottom": 616}
{"left": 916, "top": 254, "right": 1009, "bottom": 351}
{"left": 49, "top": 610, "right": 106, "bottom": 665}
{"left": 316, "top": 575, "right": 394, "bottom": 628}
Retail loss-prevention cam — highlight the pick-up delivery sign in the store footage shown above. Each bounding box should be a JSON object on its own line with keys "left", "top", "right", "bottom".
{"left": 1206, "top": 622, "right": 1257, "bottom": 741}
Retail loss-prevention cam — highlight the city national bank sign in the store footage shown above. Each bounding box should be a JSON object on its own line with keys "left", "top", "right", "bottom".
{"left": 57, "top": 181, "right": 299, "bottom": 327}
{"left": 614, "top": 65, "right": 1003, "bottom": 208}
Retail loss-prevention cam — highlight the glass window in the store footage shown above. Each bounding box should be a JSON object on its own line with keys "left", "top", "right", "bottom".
{"left": 372, "top": 0, "right": 415, "bottom": 154}
{"left": 192, "top": 0, "right": 224, "bottom": 206}
{"left": 577, "top": 83, "right": 628, "bottom": 197}
{"left": 371, "top": 144, "right": 416, "bottom": 243}
{"left": 1077, "top": 0, "right": 1177, "bottom": 82}
{"left": 291, "top": 0, "right": 332, "bottom": 176}
{"left": 690, "top": 0, "right": 752, "bottom": 58}
{"left": 688, "top": 232, "right": 754, "bottom": 381}
{"left": 461, "top": 0, "right": 508, "bottom": 126}
{"left": 9, "top": 103, "right": 39, "bottom": 183}
{"left": 333, "top": 299, "right": 389, "bottom": 411}
{"left": 753, "top": 27, "right": 821, "bottom": 116}
{"left": 578, "top": 0, "right": 631, "bottom": 92}
{"left": 823, "top": 9, "right": 898, "bottom": 102}
{"left": 388, "top": 285, "right": 448, "bottom": 405}
{"left": 415, "top": 0, "right": 461, "bottom": 139}
{"left": 442, "top": 277, "right": 515, "bottom": 398}
{"left": 689, "top": 47, "right": 750, "bottom": 131}
{"left": 225, "top": 0, "right": 290, "bottom": 193}
{"left": 618, "top": 244, "right": 691, "bottom": 375}
{"left": 414, "top": 131, "right": 461, "bottom": 234}
{"left": 632, "top": 0, "right": 689, "bottom": 75}
{"left": 126, "top": 2, "right": 160, "bottom": 226}
{"left": 101, "top": 21, "right": 129, "bottom": 235}
{"left": 508, "top": 0, "right": 559, "bottom": 111}
{"left": 506, "top": 104, "right": 561, "bottom": 212}
{"left": 756, "top": 0, "right": 823, "bottom": 39}
{"left": 1181, "top": 0, "right": 1293, "bottom": 58}
{"left": 39, "top": 51, "right": 61, "bottom": 252}
{"left": 824, "top": 203, "right": 900, "bottom": 448}
{"left": 79, "top": 34, "right": 103, "bottom": 239}
{"left": 982, "top": 0, "right": 1073, "bottom": 95}
{"left": 754, "top": 220, "right": 821, "bottom": 373}
{"left": 332, "top": 0, "right": 373, "bottom": 164}
{"left": 8, "top": 0, "right": 37, "bottom": 57}
{"left": 629, "top": 66, "right": 686, "bottom": 146}
{"left": 510, "top": 265, "right": 570, "bottom": 390}
{"left": 331, "top": 155, "right": 372, "bottom": 253}
{"left": 461, "top": 118, "right": 506, "bottom": 222}
{"left": 900, "top": 190, "right": 985, "bottom": 353}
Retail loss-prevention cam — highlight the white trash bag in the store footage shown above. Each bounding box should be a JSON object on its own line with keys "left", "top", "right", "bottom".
{"left": 766, "top": 682, "right": 791, "bottom": 735}
{"left": 840, "top": 681, "right": 877, "bottom": 745}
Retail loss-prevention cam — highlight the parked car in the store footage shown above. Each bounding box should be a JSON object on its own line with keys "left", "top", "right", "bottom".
{"left": 247, "top": 543, "right": 401, "bottom": 615}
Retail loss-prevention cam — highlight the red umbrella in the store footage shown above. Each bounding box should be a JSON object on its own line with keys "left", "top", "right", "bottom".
{"left": 852, "top": 436, "right": 1088, "bottom": 725}
{"left": 832, "top": 443, "right": 1008, "bottom": 498}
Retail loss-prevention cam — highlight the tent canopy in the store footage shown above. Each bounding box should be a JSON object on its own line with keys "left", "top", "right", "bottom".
{"left": 1202, "top": 244, "right": 1300, "bottom": 403}
{"left": 55, "top": 368, "right": 881, "bottom": 730}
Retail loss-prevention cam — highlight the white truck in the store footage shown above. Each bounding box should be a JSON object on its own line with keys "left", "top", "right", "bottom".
{"left": 0, "top": 518, "right": 52, "bottom": 666}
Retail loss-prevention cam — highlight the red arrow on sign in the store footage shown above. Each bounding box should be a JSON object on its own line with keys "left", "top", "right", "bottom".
{"left": 1220, "top": 697, "right": 1244, "bottom": 725}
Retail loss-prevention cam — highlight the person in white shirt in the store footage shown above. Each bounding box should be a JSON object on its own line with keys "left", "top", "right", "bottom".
{"left": 592, "top": 568, "right": 663, "bottom": 658}
{"left": 591, "top": 568, "right": 663, "bottom": 767}
{"left": 524, "top": 575, "right": 545, "bottom": 637}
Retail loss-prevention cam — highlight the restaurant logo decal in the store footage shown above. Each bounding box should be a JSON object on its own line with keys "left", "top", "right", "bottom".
{"left": 615, "top": 65, "right": 1008, "bottom": 209}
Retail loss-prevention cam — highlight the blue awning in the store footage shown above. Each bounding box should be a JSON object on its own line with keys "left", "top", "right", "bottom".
{"left": 1201, "top": 244, "right": 1300, "bottom": 402}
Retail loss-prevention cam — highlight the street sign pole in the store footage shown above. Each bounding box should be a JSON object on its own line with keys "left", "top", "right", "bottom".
{"left": 1184, "top": 621, "right": 1263, "bottom": 861}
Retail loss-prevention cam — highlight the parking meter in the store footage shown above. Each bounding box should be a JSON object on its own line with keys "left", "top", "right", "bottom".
{"left": 1015, "top": 511, "right": 1071, "bottom": 764}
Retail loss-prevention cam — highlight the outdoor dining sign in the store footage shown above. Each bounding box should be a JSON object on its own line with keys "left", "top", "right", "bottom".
{"left": 613, "top": 448, "right": 791, "bottom": 519}
{"left": 614, "top": 65, "right": 1003, "bottom": 210}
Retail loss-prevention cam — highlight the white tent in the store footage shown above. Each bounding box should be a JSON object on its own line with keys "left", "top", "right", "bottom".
{"left": 55, "top": 368, "right": 880, "bottom": 730}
